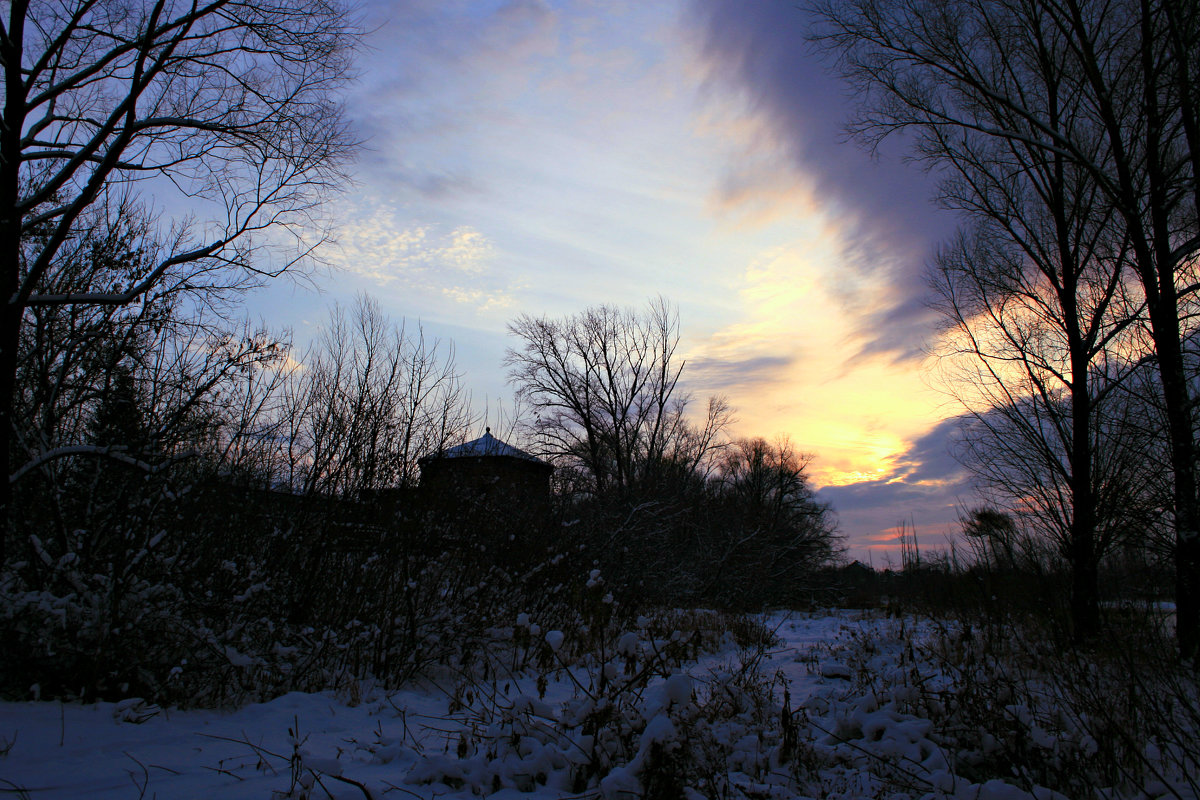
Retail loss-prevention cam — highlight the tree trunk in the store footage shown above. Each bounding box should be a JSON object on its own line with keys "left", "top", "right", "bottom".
{"left": 0, "top": 2, "right": 28, "bottom": 567}
{"left": 1069, "top": 342, "right": 1100, "bottom": 638}
{"left": 1153, "top": 315, "right": 1200, "bottom": 659}
{"left": 0, "top": 306, "right": 18, "bottom": 567}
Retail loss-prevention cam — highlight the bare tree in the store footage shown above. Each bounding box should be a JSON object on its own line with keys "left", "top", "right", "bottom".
{"left": 960, "top": 507, "right": 1027, "bottom": 572}
{"left": 4, "top": 200, "right": 300, "bottom": 695}
{"left": 932, "top": 208, "right": 1141, "bottom": 634}
{"left": 1, "top": 0, "right": 360, "bottom": 560}
{"left": 11, "top": 198, "right": 291, "bottom": 556}
{"left": 283, "top": 296, "right": 472, "bottom": 498}
{"left": 707, "top": 437, "right": 839, "bottom": 604}
{"left": 952, "top": 379, "right": 1161, "bottom": 583}
{"left": 813, "top": 0, "right": 1200, "bottom": 652}
{"left": 505, "top": 298, "right": 730, "bottom": 499}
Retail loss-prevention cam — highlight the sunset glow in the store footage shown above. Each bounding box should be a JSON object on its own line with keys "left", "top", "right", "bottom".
{"left": 249, "top": 0, "right": 968, "bottom": 559}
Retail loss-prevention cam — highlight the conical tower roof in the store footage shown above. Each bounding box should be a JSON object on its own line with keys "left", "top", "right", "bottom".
{"left": 425, "top": 429, "right": 545, "bottom": 464}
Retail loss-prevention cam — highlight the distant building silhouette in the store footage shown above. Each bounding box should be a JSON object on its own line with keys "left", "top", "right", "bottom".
{"left": 418, "top": 428, "right": 552, "bottom": 509}
{"left": 417, "top": 429, "right": 554, "bottom": 561}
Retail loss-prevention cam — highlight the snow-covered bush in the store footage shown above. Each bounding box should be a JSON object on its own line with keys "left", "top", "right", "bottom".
{"left": 806, "top": 609, "right": 1200, "bottom": 799}
{"left": 0, "top": 479, "right": 328, "bottom": 705}
{"left": 403, "top": 600, "right": 795, "bottom": 799}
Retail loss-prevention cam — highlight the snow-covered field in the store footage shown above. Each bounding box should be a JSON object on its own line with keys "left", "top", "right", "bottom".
{"left": 0, "top": 610, "right": 1192, "bottom": 799}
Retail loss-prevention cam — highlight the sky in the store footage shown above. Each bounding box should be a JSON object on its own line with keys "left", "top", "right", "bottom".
{"left": 249, "top": 0, "right": 977, "bottom": 562}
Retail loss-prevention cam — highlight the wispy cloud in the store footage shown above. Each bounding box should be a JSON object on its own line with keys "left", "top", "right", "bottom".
{"left": 349, "top": 0, "right": 560, "bottom": 204}
{"left": 330, "top": 203, "right": 513, "bottom": 312}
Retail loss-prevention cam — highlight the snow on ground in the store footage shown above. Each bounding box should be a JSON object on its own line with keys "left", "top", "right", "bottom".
{"left": 0, "top": 611, "right": 1085, "bottom": 799}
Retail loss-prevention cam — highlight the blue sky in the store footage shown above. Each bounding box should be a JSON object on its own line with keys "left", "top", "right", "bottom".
{"left": 248, "top": 0, "right": 975, "bottom": 560}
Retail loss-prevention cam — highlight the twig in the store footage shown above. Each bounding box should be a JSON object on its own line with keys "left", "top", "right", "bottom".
{"left": 196, "top": 731, "right": 284, "bottom": 776}
{"left": 201, "top": 763, "right": 248, "bottom": 781}
{"left": 123, "top": 752, "right": 150, "bottom": 800}
{"left": 804, "top": 715, "right": 941, "bottom": 792}
{"left": 328, "top": 772, "right": 376, "bottom": 799}
{"left": 0, "top": 778, "right": 34, "bottom": 800}
{"left": 379, "top": 779, "right": 426, "bottom": 799}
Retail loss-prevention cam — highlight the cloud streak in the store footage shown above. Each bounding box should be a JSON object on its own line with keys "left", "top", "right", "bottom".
{"left": 687, "top": 354, "right": 797, "bottom": 392}
{"left": 684, "top": 0, "right": 956, "bottom": 364}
